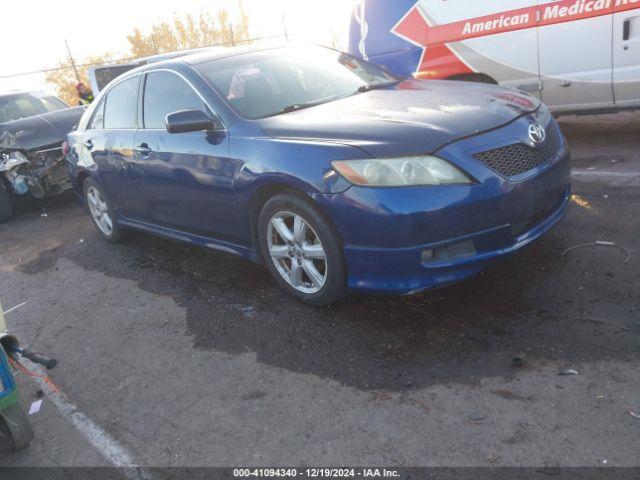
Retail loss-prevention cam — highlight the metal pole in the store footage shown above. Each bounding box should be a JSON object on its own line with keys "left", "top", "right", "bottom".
{"left": 151, "top": 35, "right": 160, "bottom": 54}
{"left": 282, "top": 12, "right": 289, "bottom": 42}
{"left": 64, "top": 39, "right": 81, "bottom": 83}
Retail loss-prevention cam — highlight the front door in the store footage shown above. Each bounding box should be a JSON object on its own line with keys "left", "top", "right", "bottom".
{"left": 613, "top": 3, "right": 640, "bottom": 106}
{"left": 537, "top": 0, "right": 614, "bottom": 112}
{"left": 129, "top": 71, "right": 238, "bottom": 239}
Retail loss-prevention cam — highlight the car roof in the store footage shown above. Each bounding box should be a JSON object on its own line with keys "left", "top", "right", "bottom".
{"left": 127, "top": 44, "right": 289, "bottom": 75}
{"left": 179, "top": 44, "right": 287, "bottom": 65}
{"left": 101, "top": 43, "right": 318, "bottom": 91}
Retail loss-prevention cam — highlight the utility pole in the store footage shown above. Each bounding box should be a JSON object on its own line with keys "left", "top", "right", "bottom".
{"left": 150, "top": 34, "right": 160, "bottom": 54}
{"left": 282, "top": 11, "right": 289, "bottom": 42}
{"left": 64, "top": 39, "right": 81, "bottom": 83}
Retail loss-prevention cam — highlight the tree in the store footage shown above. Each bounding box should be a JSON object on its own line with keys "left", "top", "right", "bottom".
{"left": 45, "top": 5, "right": 251, "bottom": 104}
{"left": 44, "top": 53, "right": 114, "bottom": 106}
{"left": 127, "top": 8, "right": 251, "bottom": 57}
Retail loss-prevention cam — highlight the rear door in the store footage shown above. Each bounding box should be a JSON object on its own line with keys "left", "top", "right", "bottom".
{"left": 613, "top": 3, "right": 640, "bottom": 106}
{"left": 99, "top": 75, "right": 141, "bottom": 217}
{"left": 537, "top": 0, "right": 614, "bottom": 112}
{"left": 129, "top": 70, "right": 234, "bottom": 237}
{"left": 78, "top": 97, "right": 109, "bottom": 189}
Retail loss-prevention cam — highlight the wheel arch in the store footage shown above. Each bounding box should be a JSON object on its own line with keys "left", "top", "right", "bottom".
{"left": 446, "top": 72, "right": 498, "bottom": 84}
{"left": 249, "top": 183, "right": 307, "bottom": 262}
{"left": 248, "top": 181, "right": 344, "bottom": 263}
{"left": 76, "top": 170, "right": 90, "bottom": 196}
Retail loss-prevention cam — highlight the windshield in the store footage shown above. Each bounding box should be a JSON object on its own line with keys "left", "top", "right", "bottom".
{"left": 0, "top": 92, "right": 67, "bottom": 123}
{"left": 195, "top": 46, "right": 399, "bottom": 119}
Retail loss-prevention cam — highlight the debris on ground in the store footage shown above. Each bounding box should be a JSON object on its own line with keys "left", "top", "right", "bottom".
{"left": 627, "top": 410, "right": 640, "bottom": 420}
{"left": 561, "top": 241, "right": 632, "bottom": 264}
{"left": 558, "top": 368, "right": 579, "bottom": 376}
{"left": 28, "top": 399, "right": 43, "bottom": 415}
{"left": 468, "top": 413, "right": 487, "bottom": 423}
{"left": 511, "top": 352, "right": 526, "bottom": 367}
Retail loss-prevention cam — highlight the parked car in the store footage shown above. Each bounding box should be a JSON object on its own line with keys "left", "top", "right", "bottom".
{"left": 0, "top": 91, "right": 85, "bottom": 222}
{"left": 349, "top": 0, "right": 640, "bottom": 115}
{"left": 66, "top": 45, "right": 570, "bottom": 305}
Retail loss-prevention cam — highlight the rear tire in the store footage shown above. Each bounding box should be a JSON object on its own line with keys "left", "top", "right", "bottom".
{"left": 83, "top": 177, "right": 124, "bottom": 243}
{"left": 0, "top": 183, "right": 12, "bottom": 223}
{"left": 258, "top": 192, "right": 347, "bottom": 306}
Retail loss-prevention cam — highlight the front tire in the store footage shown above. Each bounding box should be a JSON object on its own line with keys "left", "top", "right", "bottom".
{"left": 83, "top": 178, "right": 124, "bottom": 243}
{"left": 0, "top": 182, "right": 12, "bottom": 223}
{"left": 258, "top": 192, "right": 347, "bottom": 306}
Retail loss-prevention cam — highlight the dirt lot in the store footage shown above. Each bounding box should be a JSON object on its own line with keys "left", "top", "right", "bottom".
{"left": 0, "top": 113, "right": 639, "bottom": 471}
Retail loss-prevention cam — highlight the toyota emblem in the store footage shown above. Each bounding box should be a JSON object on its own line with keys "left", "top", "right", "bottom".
{"left": 528, "top": 123, "right": 546, "bottom": 145}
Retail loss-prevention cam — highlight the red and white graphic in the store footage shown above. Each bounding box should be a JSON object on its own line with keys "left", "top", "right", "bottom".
{"left": 392, "top": 0, "right": 640, "bottom": 78}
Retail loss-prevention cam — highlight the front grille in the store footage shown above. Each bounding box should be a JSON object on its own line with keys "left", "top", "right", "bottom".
{"left": 473, "top": 122, "right": 561, "bottom": 178}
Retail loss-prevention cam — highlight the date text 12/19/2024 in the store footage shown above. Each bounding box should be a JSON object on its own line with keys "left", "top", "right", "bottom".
{"left": 233, "top": 468, "right": 401, "bottom": 478}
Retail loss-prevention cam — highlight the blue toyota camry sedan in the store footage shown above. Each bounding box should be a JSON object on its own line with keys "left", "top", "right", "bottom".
{"left": 66, "top": 45, "right": 571, "bottom": 305}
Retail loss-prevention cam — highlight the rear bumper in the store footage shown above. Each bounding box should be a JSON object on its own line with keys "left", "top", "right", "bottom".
{"left": 341, "top": 185, "right": 570, "bottom": 294}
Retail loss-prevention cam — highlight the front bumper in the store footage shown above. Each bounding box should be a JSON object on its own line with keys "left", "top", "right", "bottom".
{"left": 340, "top": 184, "right": 569, "bottom": 294}
{"left": 317, "top": 113, "right": 571, "bottom": 294}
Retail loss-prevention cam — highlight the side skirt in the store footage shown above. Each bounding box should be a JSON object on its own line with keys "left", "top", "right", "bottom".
{"left": 117, "top": 217, "right": 258, "bottom": 262}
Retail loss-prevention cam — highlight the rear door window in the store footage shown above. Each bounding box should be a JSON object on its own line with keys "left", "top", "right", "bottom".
{"left": 88, "top": 99, "right": 105, "bottom": 129}
{"left": 143, "top": 72, "right": 207, "bottom": 129}
{"left": 103, "top": 76, "right": 140, "bottom": 129}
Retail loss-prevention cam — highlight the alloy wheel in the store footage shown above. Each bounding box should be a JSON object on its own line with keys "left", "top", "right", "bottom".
{"left": 267, "top": 211, "right": 327, "bottom": 294}
{"left": 86, "top": 186, "right": 113, "bottom": 236}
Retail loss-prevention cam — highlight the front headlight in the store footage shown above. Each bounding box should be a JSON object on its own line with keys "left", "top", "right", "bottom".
{"left": 331, "top": 156, "right": 472, "bottom": 187}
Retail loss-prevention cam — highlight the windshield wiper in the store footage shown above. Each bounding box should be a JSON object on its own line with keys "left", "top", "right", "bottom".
{"left": 356, "top": 80, "right": 402, "bottom": 93}
{"left": 279, "top": 100, "right": 328, "bottom": 114}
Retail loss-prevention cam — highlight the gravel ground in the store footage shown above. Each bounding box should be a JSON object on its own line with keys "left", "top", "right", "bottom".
{"left": 0, "top": 112, "right": 638, "bottom": 471}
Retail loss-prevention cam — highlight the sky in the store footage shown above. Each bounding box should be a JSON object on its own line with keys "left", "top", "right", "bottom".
{"left": 0, "top": 0, "right": 361, "bottom": 94}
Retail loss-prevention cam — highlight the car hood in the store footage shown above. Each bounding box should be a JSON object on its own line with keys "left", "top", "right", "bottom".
{"left": 258, "top": 79, "right": 540, "bottom": 158}
{"left": 0, "top": 106, "right": 85, "bottom": 152}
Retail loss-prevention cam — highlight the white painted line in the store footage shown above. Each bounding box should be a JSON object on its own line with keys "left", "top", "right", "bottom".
{"left": 23, "top": 360, "right": 152, "bottom": 480}
{"left": 572, "top": 170, "right": 640, "bottom": 178}
{"left": 2, "top": 301, "right": 27, "bottom": 316}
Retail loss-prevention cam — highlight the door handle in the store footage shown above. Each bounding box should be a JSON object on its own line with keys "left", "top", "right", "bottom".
{"left": 623, "top": 19, "right": 631, "bottom": 41}
{"left": 83, "top": 139, "right": 94, "bottom": 150}
{"left": 135, "top": 143, "right": 152, "bottom": 155}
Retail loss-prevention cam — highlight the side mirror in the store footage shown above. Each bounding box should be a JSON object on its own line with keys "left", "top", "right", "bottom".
{"left": 165, "top": 109, "right": 223, "bottom": 134}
